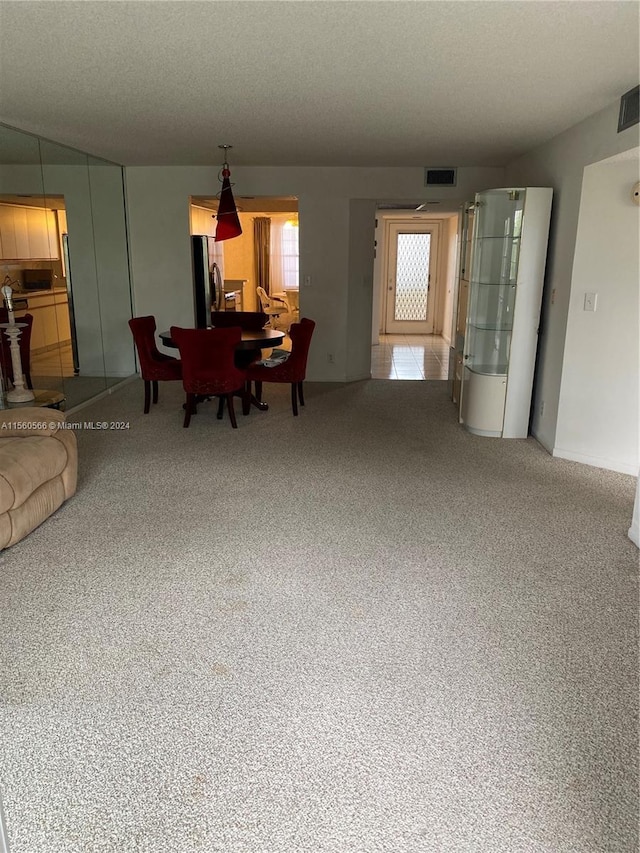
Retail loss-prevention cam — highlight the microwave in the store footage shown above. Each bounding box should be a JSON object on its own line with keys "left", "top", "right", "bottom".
{"left": 22, "top": 269, "right": 53, "bottom": 291}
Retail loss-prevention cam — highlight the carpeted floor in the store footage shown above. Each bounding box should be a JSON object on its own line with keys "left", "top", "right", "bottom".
{"left": 0, "top": 379, "right": 637, "bottom": 853}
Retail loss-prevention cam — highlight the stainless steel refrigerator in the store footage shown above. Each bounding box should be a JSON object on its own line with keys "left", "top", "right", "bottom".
{"left": 61, "top": 233, "right": 80, "bottom": 374}
{"left": 192, "top": 235, "right": 224, "bottom": 328}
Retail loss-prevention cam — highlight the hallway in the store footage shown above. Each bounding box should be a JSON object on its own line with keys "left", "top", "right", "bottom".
{"left": 371, "top": 334, "right": 449, "bottom": 380}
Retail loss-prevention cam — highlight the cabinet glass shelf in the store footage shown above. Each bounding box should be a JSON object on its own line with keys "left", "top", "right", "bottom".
{"left": 467, "top": 281, "right": 516, "bottom": 330}
{"left": 466, "top": 363, "right": 508, "bottom": 377}
{"left": 468, "top": 322, "right": 513, "bottom": 331}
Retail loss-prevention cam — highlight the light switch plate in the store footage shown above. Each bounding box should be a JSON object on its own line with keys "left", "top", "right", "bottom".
{"left": 584, "top": 292, "right": 597, "bottom": 312}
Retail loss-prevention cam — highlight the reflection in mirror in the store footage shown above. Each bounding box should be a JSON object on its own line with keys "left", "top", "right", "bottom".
{"left": 0, "top": 124, "right": 65, "bottom": 400}
{"left": 39, "top": 136, "right": 106, "bottom": 407}
{"left": 87, "top": 155, "right": 135, "bottom": 389}
{"left": 0, "top": 122, "right": 134, "bottom": 411}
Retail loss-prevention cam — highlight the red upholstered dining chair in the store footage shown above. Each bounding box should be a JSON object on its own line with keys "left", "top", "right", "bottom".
{"left": 210, "top": 311, "right": 268, "bottom": 368}
{"left": 0, "top": 311, "right": 34, "bottom": 390}
{"left": 170, "top": 325, "right": 249, "bottom": 429}
{"left": 128, "top": 315, "right": 182, "bottom": 413}
{"left": 245, "top": 317, "right": 316, "bottom": 416}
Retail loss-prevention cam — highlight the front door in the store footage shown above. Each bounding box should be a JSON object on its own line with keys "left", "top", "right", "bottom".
{"left": 384, "top": 223, "right": 440, "bottom": 334}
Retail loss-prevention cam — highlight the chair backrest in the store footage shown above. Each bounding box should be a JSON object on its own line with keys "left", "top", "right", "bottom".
{"left": 211, "top": 311, "right": 267, "bottom": 331}
{"left": 0, "top": 311, "right": 33, "bottom": 382}
{"left": 284, "top": 317, "right": 316, "bottom": 380}
{"left": 170, "top": 325, "right": 245, "bottom": 393}
{"left": 129, "top": 315, "right": 183, "bottom": 382}
{"left": 256, "top": 287, "right": 270, "bottom": 312}
{"left": 128, "top": 315, "right": 162, "bottom": 369}
{"left": 256, "top": 287, "right": 291, "bottom": 316}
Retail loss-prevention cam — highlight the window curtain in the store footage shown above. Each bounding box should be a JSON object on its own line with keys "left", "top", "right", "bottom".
{"left": 253, "top": 217, "right": 271, "bottom": 295}
{"left": 270, "top": 215, "right": 299, "bottom": 292}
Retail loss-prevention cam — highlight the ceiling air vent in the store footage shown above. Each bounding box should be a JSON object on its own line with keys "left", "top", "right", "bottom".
{"left": 424, "top": 168, "right": 457, "bottom": 187}
{"left": 618, "top": 85, "right": 639, "bottom": 133}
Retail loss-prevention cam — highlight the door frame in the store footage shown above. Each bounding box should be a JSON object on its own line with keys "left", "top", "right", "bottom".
{"left": 375, "top": 213, "right": 454, "bottom": 339}
{"left": 382, "top": 220, "right": 442, "bottom": 334}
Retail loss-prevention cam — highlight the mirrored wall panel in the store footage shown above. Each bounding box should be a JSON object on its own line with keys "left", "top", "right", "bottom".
{"left": 0, "top": 122, "right": 135, "bottom": 411}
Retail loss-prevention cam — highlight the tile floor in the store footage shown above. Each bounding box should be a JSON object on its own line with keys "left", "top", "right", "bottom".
{"left": 371, "top": 334, "right": 450, "bottom": 380}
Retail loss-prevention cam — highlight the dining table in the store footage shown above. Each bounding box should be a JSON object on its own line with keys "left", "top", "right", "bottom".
{"left": 158, "top": 326, "right": 285, "bottom": 411}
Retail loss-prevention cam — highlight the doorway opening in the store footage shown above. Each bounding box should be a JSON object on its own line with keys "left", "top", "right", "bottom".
{"left": 371, "top": 207, "right": 460, "bottom": 380}
{"left": 190, "top": 195, "right": 300, "bottom": 335}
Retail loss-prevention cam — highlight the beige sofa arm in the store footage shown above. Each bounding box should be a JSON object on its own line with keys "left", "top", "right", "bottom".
{"left": 0, "top": 406, "right": 66, "bottom": 438}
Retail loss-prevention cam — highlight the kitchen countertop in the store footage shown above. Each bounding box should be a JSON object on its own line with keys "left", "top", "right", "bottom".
{"left": 11, "top": 287, "right": 68, "bottom": 296}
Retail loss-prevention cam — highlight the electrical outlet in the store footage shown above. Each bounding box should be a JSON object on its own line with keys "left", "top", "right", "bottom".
{"left": 327, "top": 353, "right": 334, "bottom": 364}
{"left": 540, "top": 401, "right": 545, "bottom": 417}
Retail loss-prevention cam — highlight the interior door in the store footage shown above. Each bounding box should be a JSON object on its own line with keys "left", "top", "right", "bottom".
{"left": 384, "top": 223, "right": 439, "bottom": 334}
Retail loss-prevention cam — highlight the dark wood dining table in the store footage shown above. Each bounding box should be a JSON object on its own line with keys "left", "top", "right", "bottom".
{"left": 158, "top": 327, "right": 285, "bottom": 411}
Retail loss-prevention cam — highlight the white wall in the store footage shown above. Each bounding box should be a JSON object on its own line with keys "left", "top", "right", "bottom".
{"left": 124, "top": 166, "right": 504, "bottom": 381}
{"left": 554, "top": 153, "right": 639, "bottom": 474}
{"left": 505, "top": 98, "right": 640, "bottom": 468}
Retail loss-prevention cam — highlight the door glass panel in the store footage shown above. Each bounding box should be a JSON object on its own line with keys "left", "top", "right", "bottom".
{"left": 394, "top": 232, "right": 431, "bottom": 321}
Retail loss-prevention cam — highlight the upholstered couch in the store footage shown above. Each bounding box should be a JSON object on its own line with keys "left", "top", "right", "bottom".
{"left": 0, "top": 407, "right": 77, "bottom": 549}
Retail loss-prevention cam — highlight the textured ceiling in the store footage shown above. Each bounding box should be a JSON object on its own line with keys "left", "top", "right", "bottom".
{"left": 0, "top": 1, "right": 638, "bottom": 167}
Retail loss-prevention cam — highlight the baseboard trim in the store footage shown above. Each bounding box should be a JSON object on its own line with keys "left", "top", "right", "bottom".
{"left": 553, "top": 446, "right": 639, "bottom": 476}
{"left": 65, "top": 375, "right": 138, "bottom": 416}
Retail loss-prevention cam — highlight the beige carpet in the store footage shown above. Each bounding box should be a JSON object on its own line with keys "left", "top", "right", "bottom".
{"left": 0, "top": 378, "right": 637, "bottom": 853}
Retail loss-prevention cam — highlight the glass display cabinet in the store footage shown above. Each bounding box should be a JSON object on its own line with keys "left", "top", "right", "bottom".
{"left": 460, "top": 187, "right": 553, "bottom": 437}
{"left": 450, "top": 202, "right": 475, "bottom": 405}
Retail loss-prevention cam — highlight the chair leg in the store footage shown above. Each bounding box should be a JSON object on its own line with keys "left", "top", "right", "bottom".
{"left": 297, "top": 381, "right": 305, "bottom": 407}
{"left": 152, "top": 380, "right": 159, "bottom": 404}
{"left": 242, "top": 383, "right": 251, "bottom": 416}
{"left": 143, "top": 380, "right": 151, "bottom": 414}
{"left": 217, "top": 397, "right": 225, "bottom": 420}
{"left": 291, "top": 383, "right": 298, "bottom": 416}
{"left": 254, "top": 381, "right": 262, "bottom": 402}
{"left": 226, "top": 394, "right": 238, "bottom": 429}
{"left": 183, "top": 393, "right": 196, "bottom": 427}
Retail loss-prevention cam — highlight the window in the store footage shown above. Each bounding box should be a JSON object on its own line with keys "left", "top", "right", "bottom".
{"left": 270, "top": 216, "right": 299, "bottom": 291}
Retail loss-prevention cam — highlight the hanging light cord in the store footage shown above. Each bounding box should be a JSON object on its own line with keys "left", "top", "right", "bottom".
{"left": 217, "top": 144, "right": 234, "bottom": 187}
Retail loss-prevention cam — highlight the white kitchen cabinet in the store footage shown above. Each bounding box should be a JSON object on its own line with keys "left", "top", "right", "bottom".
{"left": 13, "top": 207, "right": 30, "bottom": 258}
{"left": 190, "top": 205, "right": 216, "bottom": 237}
{"left": 460, "top": 187, "right": 553, "bottom": 438}
{"left": 25, "top": 208, "right": 59, "bottom": 259}
{"left": 0, "top": 205, "right": 59, "bottom": 260}
{"left": 16, "top": 289, "right": 70, "bottom": 353}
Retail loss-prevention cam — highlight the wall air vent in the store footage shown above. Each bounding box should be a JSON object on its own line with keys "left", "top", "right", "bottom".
{"left": 618, "top": 85, "right": 639, "bottom": 133}
{"left": 424, "top": 168, "right": 457, "bottom": 187}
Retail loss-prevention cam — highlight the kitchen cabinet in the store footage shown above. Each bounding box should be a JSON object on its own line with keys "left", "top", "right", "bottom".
{"left": 0, "top": 205, "right": 59, "bottom": 260}
{"left": 15, "top": 288, "right": 70, "bottom": 353}
{"left": 190, "top": 205, "right": 216, "bottom": 238}
{"left": 460, "top": 187, "right": 553, "bottom": 438}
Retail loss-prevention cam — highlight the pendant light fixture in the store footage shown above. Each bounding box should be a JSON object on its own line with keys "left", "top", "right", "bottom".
{"left": 214, "top": 144, "right": 242, "bottom": 242}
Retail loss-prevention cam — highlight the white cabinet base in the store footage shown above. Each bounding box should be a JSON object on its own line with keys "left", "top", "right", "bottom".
{"left": 461, "top": 368, "right": 507, "bottom": 436}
